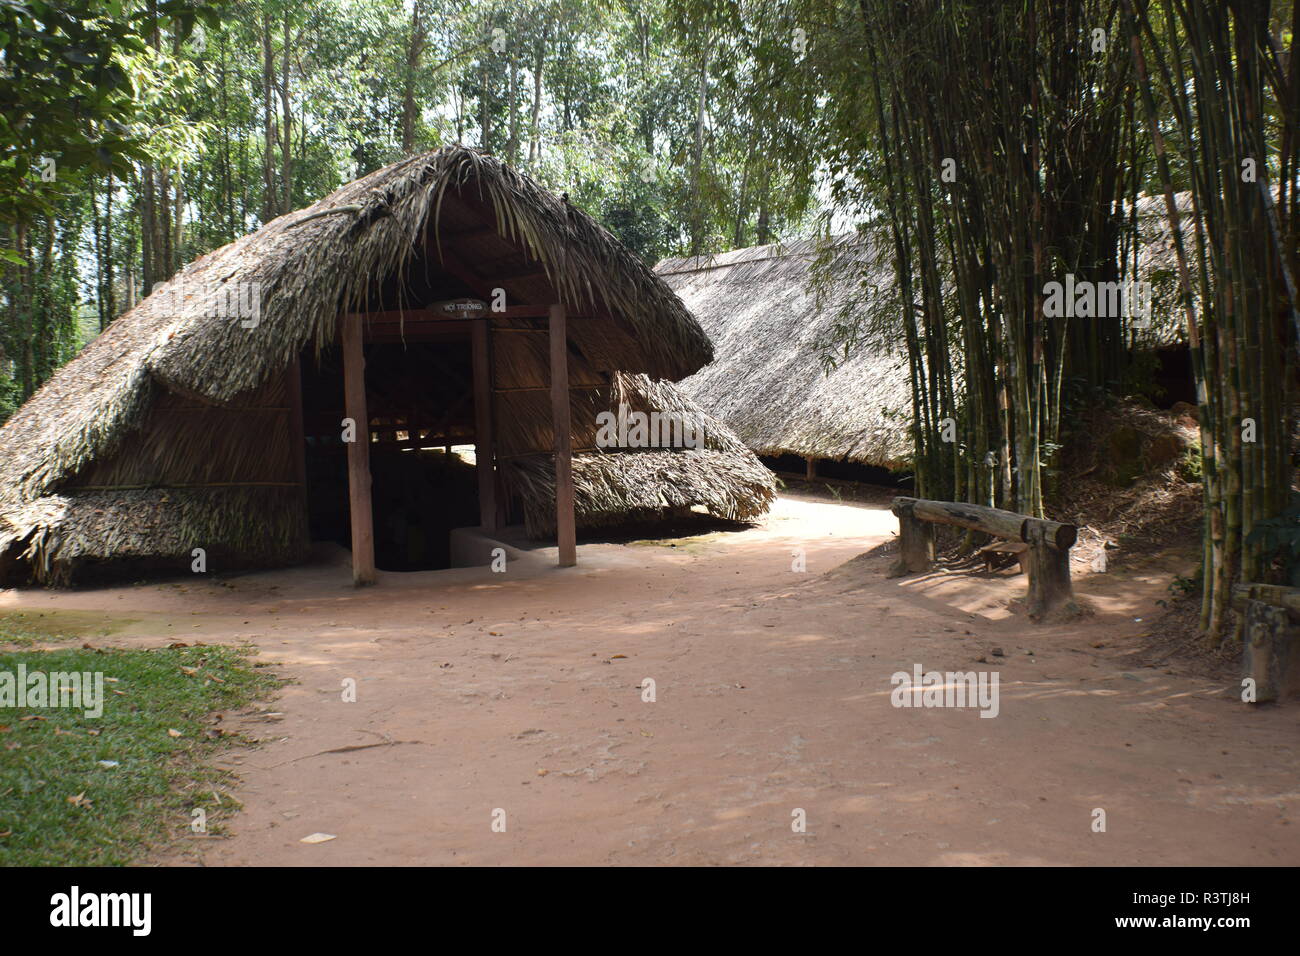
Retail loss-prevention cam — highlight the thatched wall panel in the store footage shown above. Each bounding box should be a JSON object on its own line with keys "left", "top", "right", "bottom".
{"left": 2, "top": 487, "right": 309, "bottom": 585}
{"left": 495, "top": 386, "right": 609, "bottom": 456}
{"left": 490, "top": 329, "right": 604, "bottom": 390}
{"left": 69, "top": 375, "right": 296, "bottom": 489}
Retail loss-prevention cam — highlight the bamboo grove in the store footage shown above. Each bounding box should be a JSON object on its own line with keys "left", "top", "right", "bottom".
{"left": 813, "top": 0, "right": 1297, "bottom": 640}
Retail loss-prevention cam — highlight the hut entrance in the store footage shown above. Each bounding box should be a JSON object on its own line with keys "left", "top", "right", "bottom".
{"left": 299, "top": 339, "right": 480, "bottom": 571}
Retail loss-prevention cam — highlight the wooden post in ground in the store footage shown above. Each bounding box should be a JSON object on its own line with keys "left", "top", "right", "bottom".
{"left": 1233, "top": 585, "right": 1300, "bottom": 704}
{"left": 890, "top": 497, "right": 934, "bottom": 575}
{"left": 471, "top": 317, "right": 498, "bottom": 532}
{"left": 806, "top": 457, "right": 816, "bottom": 480}
{"left": 341, "top": 315, "right": 376, "bottom": 586}
{"left": 550, "top": 303, "right": 577, "bottom": 567}
{"left": 1023, "top": 518, "right": 1075, "bottom": 619}
{"left": 1243, "top": 600, "right": 1292, "bottom": 703}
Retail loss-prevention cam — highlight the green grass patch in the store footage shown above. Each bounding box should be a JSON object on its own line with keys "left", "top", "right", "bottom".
{"left": 0, "top": 643, "right": 279, "bottom": 865}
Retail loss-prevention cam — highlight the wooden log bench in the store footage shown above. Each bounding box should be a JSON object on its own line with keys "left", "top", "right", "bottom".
{"left": 1231, "top": 583, "right": 1300, "bottom": 704}
{"left": 890, "top": 496, "right": 1078, "bottom": 620}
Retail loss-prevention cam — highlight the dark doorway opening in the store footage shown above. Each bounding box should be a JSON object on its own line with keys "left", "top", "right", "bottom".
{"left": 762, "top": 452, "right": 914, "bottom": 491}
{"left": 298, "top": 339, "right": 481, "bottom": 571}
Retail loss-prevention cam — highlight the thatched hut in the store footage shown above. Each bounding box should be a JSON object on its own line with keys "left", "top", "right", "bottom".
{"left": 657, "top": 235, "right": 913, "bottom": 478}
{"left": 658, "top": 205, "right": 1203, "bottom": 480}
{"left": 0, "top": 147, "right": 773, "bottom": 586}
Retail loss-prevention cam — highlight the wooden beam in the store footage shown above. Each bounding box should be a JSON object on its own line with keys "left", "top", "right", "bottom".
{"left": 550, "top": 303, "right": 577, "bottom": 567}
{"left": 492, "top": 383, "right": 605, "bottom": 394}
{"left": 471, "top": 317, "right": 499, "bottom": 532}
{"left": 345, "top": 309, "right": 474, "bottom": 324}
{"left": 341, "top": 315, "right": 377, "bottom": 586}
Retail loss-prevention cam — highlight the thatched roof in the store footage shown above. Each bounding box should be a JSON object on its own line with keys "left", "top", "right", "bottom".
{"left": 505, "top": 373, "right": 776, "bottom": 537}
{"left": 0, "top": 147, "right": 731, "bottom": 582}
{"left": 657, "top": 235, "right": 914, "bottom": 467}
{"left": 660, "top": 201, "right": 1207, "bottom": 468}
{"left": 0, "top": 146, "right": 709, "bottom": 507}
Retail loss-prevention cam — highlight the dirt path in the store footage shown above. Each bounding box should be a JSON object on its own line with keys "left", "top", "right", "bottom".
{"left": 5, "top": 493, "right": 1298, "bottom": 866}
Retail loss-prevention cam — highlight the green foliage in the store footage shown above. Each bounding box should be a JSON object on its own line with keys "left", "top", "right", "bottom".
{"left": 1175, "top": 443, "right": 1203, "bottom": 482}
{"left": 1246, "top": 493, "right": 1300, "bottom": 588}
{"left": 0, "top": 369, "right": 18, "bottom": 423}
{"left": 0, "top": 0, "right": 219, "bottom": 227}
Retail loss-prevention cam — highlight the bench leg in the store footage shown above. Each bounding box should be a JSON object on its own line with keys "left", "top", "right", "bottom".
{"left": 893, "top": 513, "right": 935, "bottom": 575}
{"left": 1025, "top": 523, "right": 1074, "bottom": 619}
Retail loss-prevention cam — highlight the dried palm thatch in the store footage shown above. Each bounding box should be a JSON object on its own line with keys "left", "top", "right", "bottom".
{"left": 660, "top": 209, "right": 1199, "bottom": 468}
{"left": 504, "top": 372, "right": 777, "bottom": 537}
{"left": 4, "top": 488, "right": 309, "bottom": 586}
{"left": 0, "top": 146, "right": 717, "bottom": 583}
{"left": 657, "top": 235, "right": 914, "bottom": 467}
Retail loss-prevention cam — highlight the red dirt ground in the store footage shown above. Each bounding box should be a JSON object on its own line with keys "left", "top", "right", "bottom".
{"left": 3, "top": 491, "right": 1297, "bottom": 866}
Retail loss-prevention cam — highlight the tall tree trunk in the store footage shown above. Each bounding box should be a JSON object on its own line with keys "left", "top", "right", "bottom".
{"left": 262, "top": 7, "right": 275, "bottom": 223}
{"left": 507, "top": 46, "right": 520, "bottom": 165}
{"left": 280, "top": 9, "right": 292, "bottom": 215}
{"left": 402, "top": 0, "right": 424, "bottom": 153}
{"left": 689, "top": 49, "right": 709, "bottom": 257}
{"left": 528, "top": 26, "right": 546, "bottom": 165}
{"left": 104, "top": 171, "right": 115, "bottom": 326}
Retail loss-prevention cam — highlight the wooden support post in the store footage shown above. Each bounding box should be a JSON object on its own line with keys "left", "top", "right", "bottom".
{"left": 806, "top": 456, "right": 816, "bottom": 480}
{"left": 1243, "top": 600, "right": 1293, "bottom": 704}
{"left": 341, "top": 315, "right": 376, "bottom": 586}
{"left": 1024, "top": 519, "right": 1075, "bottom": 620}
{"left": 1233, "top": 585, "right": 1300, "bottom": 704}
{"left": 471, "top": 317, "right": 498, "bottom": 532}
{"left": 550, "top": 303, "right": 577, "bottom": 567}
{"left": 890, "top": 497, "right": 934, "bottom": 575}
